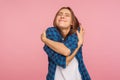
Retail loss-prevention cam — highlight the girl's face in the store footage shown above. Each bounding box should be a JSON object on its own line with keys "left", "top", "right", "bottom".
{"left": 56, "top": 9, "right": 73, "bottom": 29}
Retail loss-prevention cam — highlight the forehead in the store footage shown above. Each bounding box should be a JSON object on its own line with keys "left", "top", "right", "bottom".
{"left": 59, "top": 9, "right": 71, "bottom": 14}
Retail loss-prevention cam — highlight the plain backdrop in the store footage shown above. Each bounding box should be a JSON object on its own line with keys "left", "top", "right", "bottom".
{"left": 0, "top": 0, "right": 120, "bottom": 80}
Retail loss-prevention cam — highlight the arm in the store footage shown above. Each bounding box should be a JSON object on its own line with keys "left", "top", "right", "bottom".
{"left": 66, "top": 27, "right": 85, "bottom": 65}
{"left": 45, "top": 31, "right": 83, "bottom": 66}
{"left": 43, "top": 45, "right": 66, "bottom": 68}
{"left": 41, "top": 27, "right": 78, "bottom": 56}
{"left": 44, "top": 42, "right": 83, "bottom": 67}
{"left": 42, "top": 27, "right": 78, "bottom": 68}
{"left": 43, "top": 33, "right": 78, "bottom": 68}
{"left": 66, "top": 44, "right": 82, "bottom": 66}
{"left": 42, "top": 38, "right": 70, "bottom": 56}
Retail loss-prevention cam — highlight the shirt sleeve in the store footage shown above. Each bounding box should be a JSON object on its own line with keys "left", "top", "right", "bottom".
{"left": 63, "top": 33, "right": 78, "bottom": 55}
{"left": 43, "top": 45, "right": 66, "bottom": 68}
{"left": 43, "top": 27, "right": 66, "bottom": 68}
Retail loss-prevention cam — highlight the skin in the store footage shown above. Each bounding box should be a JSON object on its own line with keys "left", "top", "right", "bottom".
{"left": 56, "top": 9, "right": 73, "bottom": 38}
{"left": 41, "top": 9, "right": 85, "bottom": 65}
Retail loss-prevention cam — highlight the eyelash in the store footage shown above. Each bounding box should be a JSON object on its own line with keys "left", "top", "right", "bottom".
{"left": 57, "top": 13, "right": 70, "bottom": 17}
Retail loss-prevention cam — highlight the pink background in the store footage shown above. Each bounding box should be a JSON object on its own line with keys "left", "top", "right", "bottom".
{"left": 0, "top": 0, "right": 120, "bottom": 80}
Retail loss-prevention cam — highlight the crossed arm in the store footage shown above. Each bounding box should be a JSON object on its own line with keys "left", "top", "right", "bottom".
{"left": 42, "top": 37, "right": 71, "bottom": 56}
{"left": 41, "top": 27, "right": 83, "bottom": 67}
{"left": 42, "top": 36, "right": 82, "bottom": 66}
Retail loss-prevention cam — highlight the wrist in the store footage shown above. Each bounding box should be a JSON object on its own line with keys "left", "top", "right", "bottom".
{"left": 78, "top": 42, "right": 82, "bottom": 48}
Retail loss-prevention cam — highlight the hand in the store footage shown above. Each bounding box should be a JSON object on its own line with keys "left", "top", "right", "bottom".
{"left": 76, "top": 26, "right": 85, "bottom": 46}
{"left": 41, "top": 31, "right": 46, "bottom": 42}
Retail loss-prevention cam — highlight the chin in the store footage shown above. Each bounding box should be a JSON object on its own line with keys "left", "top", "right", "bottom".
{"left": 58, "top": 26, "right": 68, "bottom": 29}
{"left": 57, "top": 24, "right": 69, "bottom": 28}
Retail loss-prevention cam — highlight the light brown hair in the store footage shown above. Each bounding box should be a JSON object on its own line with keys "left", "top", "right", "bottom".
{"left": 53, "top": 7, "right": 81, "bottom": 35}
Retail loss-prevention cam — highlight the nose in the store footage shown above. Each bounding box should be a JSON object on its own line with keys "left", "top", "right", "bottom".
{"left": 60, "top": 15, "right": 65, "bottom": 19}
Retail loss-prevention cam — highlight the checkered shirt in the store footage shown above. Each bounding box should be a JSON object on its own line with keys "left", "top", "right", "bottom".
{"left": 43, "top": 27, "right": 91, "bottom": 80}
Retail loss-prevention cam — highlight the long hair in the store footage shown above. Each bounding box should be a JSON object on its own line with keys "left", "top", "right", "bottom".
{"left": 53, "top": 7, "right": 81, "bottom": 35}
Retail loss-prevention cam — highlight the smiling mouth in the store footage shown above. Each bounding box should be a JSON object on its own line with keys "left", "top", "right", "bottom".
{"left": 59, "top": 20, "right": 67, "bottom": 22}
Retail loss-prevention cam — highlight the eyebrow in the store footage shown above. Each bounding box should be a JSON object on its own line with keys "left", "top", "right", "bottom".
{"left": 59, "top": 12, "right": 70, "bottom": 15}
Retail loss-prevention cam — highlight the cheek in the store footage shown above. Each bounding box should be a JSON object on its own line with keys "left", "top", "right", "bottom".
{"left": 56, "top": 17, "right": 60, "bottom": 22}
{"left": 66, "top": 18, "right": 72, "bottom": 24}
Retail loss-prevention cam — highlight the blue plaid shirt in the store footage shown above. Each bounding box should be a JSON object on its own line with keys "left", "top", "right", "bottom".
{"left": 43, "top": 27, "right": 91, "bottom": 80}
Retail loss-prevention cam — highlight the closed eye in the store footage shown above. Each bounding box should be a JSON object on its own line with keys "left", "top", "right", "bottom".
{"left": 57, "top": 12, "right": 63, "bottom": 16}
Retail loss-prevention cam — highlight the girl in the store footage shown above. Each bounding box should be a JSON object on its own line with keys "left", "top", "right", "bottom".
{"left": 41, "top": 7, "right": 91, "bottom": 80}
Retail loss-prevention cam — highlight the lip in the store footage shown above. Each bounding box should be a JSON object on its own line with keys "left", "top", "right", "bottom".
{"left": 59, "top": 19, "right": 67, "bottom": 22}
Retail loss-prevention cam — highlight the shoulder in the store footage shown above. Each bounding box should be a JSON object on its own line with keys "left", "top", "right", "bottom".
{"left": 46, "top": 26, "right": 60, "bottom": 34}
{"left": 46, "top": 27, "right": 61, "bottom": 41}
{"left": 46, "top": 27, "right": 60, "bottom": 34}
{"left": 46, "top": 27, "right": 58, "bottom": 32}
{"left": 65, "top": 32, "right": 78, "bottom": 42}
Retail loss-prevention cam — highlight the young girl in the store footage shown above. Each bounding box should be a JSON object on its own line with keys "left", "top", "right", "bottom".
{"left": 41, "top": 7, "right": 91, "bottom": 80}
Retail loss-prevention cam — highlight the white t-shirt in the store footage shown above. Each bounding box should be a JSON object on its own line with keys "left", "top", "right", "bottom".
{"left": 55, "top": 57, "right": 82, "bottom": 80}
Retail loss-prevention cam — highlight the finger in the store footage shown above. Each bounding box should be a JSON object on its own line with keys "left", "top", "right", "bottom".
{"left": 76, "top": 30, "right": 79, "bottom": 35}
{"left": 81, "top": 27, "right": 85, "bottom": 32}
{"left": 82, "top": 28, "right": 84, "bottom": 32}
{"left": 83, "top": 28, "right": 85, "bottom": 33}
{"left": 44, "top": 31, "right": 46, "bottom": 36}
{"left": 82, "top": 28, "right": 84, "bottom": 31}
{"left": 80, "top": 27, "right": 82, "bottom": 31}
{"left": 43, "top": 31, "right": 45, "bottom": 34}
{"left": 76, "top": 31, "right": 80, "bottom": 36}
{"left": 80, "top": 27, "right": 83, "bottom": 31}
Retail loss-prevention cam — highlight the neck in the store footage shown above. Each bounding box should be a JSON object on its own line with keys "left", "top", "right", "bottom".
{"left": 60, "top": 27, "right": 70, "bottom": 38}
